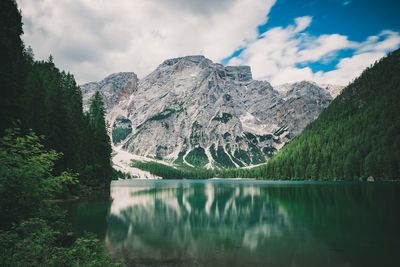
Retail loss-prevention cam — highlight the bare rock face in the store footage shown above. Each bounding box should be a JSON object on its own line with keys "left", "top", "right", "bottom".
{"left": 276, "top": 81, "right": 344, "bottom": 98}
{"left": 80, "top": 72, "right": 138, "bottom": 112}
{"left": 273, "top": 81, "right": 334, "bottom": 137}
{"left": 319, "top": 84, "right": 345, "bottom": 98}
{"left": 81, "top": 56, "right": 334, "bottom": 168}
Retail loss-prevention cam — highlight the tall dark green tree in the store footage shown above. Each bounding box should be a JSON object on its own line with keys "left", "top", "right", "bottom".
{"left": 0, "top": 0, "right": 113, "bottom": 189}
{"left": 0, "top": 1, "right": 120, "bottom": 265}
{"left": 88, "top": 92, "right": 112, "bottom": 189}
{"left": 0, "top": 0, "right": 24, "bottom": 132}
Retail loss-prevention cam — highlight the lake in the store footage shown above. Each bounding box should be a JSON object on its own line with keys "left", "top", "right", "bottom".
{"left": 66, "top": 179, "right": 400, "bottom": 267}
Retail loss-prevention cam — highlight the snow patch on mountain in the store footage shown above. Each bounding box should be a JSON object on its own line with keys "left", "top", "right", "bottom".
{"left": 82, "top": 55, "right": 338, "bottom": 171}
{"left": 112, "top": 146, "right": 160, "bottom": 179}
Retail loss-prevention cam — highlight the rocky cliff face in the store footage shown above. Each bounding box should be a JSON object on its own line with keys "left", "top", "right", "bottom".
{"left": 276, "top": 81, "right": 344, "bottom": 98}
{"left": 81, "top": 55, "right": 334, "bottom": 168}
{"left": 80, "top": 72, "right": 138, "bottom": 111}
{"left": 319, "top": 84, "right": 344, "bottom": 98}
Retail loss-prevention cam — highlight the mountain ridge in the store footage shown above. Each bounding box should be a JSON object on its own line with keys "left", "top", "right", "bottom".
{"left": 81, "top": 55, "right": 342, "bottom": 170}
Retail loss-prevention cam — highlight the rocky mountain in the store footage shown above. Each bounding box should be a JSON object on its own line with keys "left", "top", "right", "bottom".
{"left": 275, "top": 82, "right": 344, "bottom": 98}
{"left": 319, "top": 84, "right": 344, "bottom": 98}
{"left": 81, "top": 55, "right": 335, "bottom": 169}
{"left": 80, "top": 72, "right": 138, "bottom": 111}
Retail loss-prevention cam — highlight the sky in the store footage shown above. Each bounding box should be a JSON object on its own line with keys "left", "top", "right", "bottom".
{"left": 17, "top": 0, "right": 400, "bottom": 85}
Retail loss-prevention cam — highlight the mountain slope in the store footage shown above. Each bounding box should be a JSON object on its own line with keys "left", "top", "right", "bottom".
{"left": 80, "top": 72, "right": 138, "bottom": 111}
{"left": 276, "top": 82, "right": 344, "bottom": 98}
{"left": 89, "top": 56, "right": 333, "bottom": 169}
{"left": 242, "top": 49, "right": 400, "bottom": 180}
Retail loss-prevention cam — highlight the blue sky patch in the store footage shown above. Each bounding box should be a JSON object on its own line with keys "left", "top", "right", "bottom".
{"left": 224, "top": 0, "right": 400, "bottom": 74}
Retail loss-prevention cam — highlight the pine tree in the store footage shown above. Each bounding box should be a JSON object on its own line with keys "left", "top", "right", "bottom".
{"left": 0, "top": 0, "right": 24, "bottom": 132}
{"left": 88, "top": 92, "right": 112, "bottom": 190}
{"left": 1, "top": 0, "right": 113, "bottom": 191}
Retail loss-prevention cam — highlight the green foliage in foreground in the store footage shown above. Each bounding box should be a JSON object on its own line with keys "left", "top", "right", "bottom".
{"left": 242, "top": 49, "right": 400, "bottom": 180}
{"left": 0, "top": 129, "right": 78, "bottom": 226}
{"left": 0, "top": 129, "right": 121, "bottom": 266}
{"left": 0, "top": 219, "right": 120, "bottom": 267}
{"left": 132, "top": 160, "right": 216, "bottom": 179}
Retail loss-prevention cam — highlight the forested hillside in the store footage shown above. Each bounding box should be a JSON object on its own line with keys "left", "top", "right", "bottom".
{"left": 238, "top": 49, "right": 400, "bottom": 180}
{"left": 0, "top": 1, "right": 117, "bottom": 265}
{"left": 0, "top": 1, "right": 112, "bottom": 191}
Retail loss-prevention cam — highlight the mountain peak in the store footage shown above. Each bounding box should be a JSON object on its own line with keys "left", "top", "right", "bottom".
{"left": 103, "top": 72, "right": 137, "bottom": 81}
{"left": 292, "top": 80, "right": 318, "bottom": 86}
{"left": 80, "top": 56, "right": 335, "bottom": 169}
{"left": 156, "top": 55, "right": 254, "bottom": 83}
{"left": 275, "top": 81, "right": 343, "bottom": 98}
{"left": 162, "top": 55, "right": 211, "bottom": 67}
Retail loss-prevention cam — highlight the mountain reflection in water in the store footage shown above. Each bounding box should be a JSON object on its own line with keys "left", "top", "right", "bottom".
{"left": 67, "top": 180, "right": 400, "bottom": 267}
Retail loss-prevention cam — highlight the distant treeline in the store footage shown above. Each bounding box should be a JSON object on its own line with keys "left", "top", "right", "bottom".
{"left": 132, "top": 160, "right": 215, "bottom": 179}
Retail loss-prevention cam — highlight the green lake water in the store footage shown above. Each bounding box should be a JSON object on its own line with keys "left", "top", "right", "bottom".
{"left": 66, "top": 180, "right": 400, "bottom": 267}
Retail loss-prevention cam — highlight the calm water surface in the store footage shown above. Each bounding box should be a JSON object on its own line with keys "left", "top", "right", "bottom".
{"left": 66, "top": 180, "right": 400, "bottom": 267}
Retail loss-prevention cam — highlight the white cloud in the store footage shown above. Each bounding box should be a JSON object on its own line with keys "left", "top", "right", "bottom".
{"left": 298, "top": 34, "right": 355, "bottom": 62}
{"left": 314, "top": 51, "right": 386, "bottom": 85}
{"left": 356, "top": 30, "right": 400, "bottom": 53}
{"left": 229, "top": 17, "right": 400, "bottom": 85}
{"left": 17, "top": 0, "right": 400, "bottom": 86}
{"left": 294, "top": 16, "right": 312, "bottom": 33}
{"left": 17, "top": 0, "right": 276, "bottom": 83}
